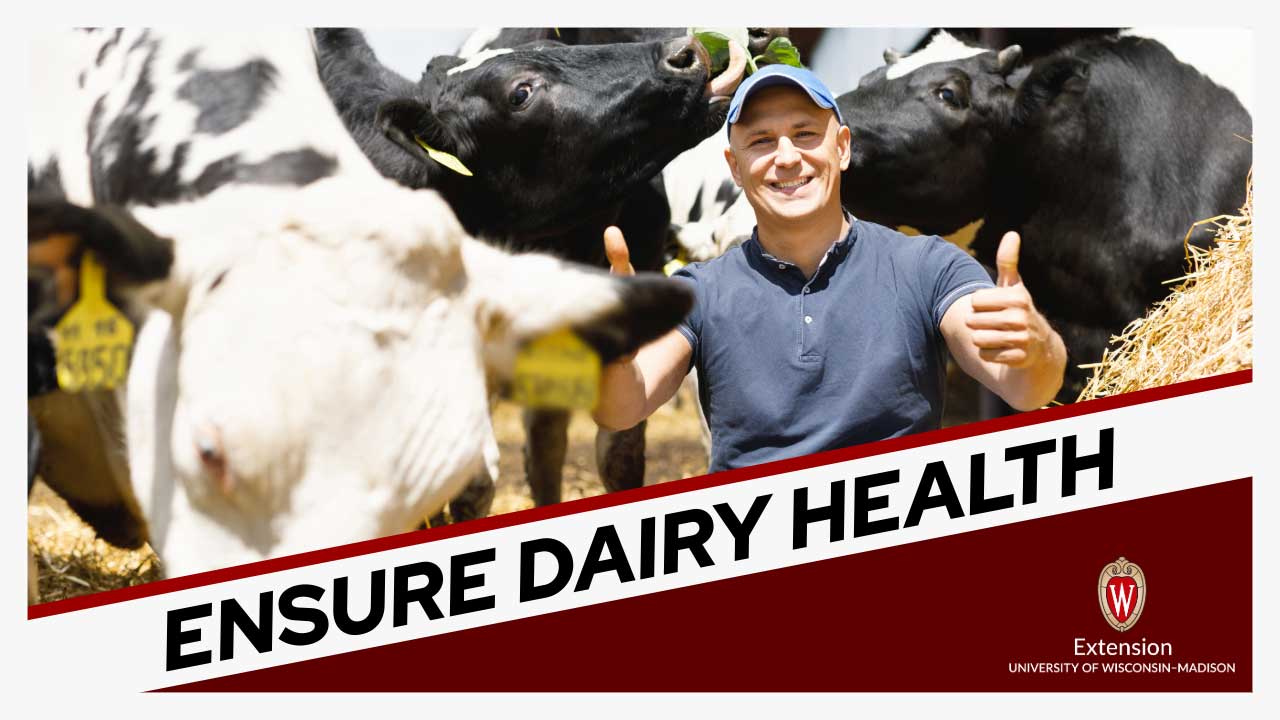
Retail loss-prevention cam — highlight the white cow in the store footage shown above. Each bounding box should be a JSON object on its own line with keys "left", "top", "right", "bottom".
{"left": 663, "top": 135, "right": 756, "bottom": 264}
{"left": 28, "top": 29, "right": 690, "bottom": 580}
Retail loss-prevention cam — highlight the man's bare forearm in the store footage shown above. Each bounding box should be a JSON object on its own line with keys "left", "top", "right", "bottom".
{"left": 594, "top": 358, "right": 649, "bottom": 430}
{"left": 593, "top": 330, "right": 693, "bottom": 431}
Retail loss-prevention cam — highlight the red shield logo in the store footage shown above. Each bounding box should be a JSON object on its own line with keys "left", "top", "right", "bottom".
{"left": 1098, "top": 557, "right": 1146, "bottom": 631}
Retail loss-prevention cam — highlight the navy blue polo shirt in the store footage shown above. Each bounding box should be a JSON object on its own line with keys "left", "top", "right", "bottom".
{"left": 672, "top": 216, "right": 993, "bottom": 473}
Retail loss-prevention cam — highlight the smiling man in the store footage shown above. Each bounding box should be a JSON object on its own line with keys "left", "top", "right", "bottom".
{"left": 594, "top": 64, "right": 1066, "bottom": 473}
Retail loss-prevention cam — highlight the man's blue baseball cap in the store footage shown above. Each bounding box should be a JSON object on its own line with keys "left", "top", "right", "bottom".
{"left": 726, "top": 64, "right": 844, "bottom": 140}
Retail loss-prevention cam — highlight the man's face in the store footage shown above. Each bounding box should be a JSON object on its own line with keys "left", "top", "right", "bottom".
{"left": 725, "top": 85, "right": 852, "bottom": 228}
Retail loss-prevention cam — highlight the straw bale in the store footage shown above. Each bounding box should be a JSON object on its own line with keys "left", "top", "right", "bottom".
{"left": 1078, "top": 174, "right": 1253, "bottom": 400}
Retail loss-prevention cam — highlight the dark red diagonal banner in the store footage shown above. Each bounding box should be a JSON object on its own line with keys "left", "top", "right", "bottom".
{"left": 167, "top": 478, "right": 1251, "bottom": 692}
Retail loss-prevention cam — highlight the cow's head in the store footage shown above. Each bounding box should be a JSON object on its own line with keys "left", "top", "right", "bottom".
{"left": 376, "top": 37, "right": 746, "bottom": 237}
{"left": 29, "top": 179, "right": 691, "bottom": 577}
{"left": 836, "top": 32, "right": 1023, "bottom": 235}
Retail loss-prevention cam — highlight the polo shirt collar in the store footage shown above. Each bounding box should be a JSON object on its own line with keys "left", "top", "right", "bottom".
{"left": 747, "top": 210, "right": 859, "bottom": 276}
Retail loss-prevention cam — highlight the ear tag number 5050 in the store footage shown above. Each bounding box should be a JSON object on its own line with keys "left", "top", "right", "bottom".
{"left": 53, "top": 251, "right": 134, "bottom": 392}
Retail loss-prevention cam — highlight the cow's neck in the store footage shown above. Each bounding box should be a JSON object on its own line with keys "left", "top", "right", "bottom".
{"left": 485, "top": 203, "right": 625, "bottom": 267}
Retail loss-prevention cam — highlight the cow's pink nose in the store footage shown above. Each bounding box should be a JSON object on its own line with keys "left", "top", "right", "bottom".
{"left": 194, "top": 424, "right": 234, "bottom": 494}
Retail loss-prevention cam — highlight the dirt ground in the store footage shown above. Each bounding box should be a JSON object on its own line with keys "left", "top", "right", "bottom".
{"left": 27, "top": 385, "right": 711, "bottom": 605}
{"left": 488, "top": 388, "right": 709, "bottom": 515}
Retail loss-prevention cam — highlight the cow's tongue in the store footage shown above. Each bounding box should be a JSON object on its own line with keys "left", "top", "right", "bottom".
{"left": 707, "top": 40, "right": 747, "bottom": 99}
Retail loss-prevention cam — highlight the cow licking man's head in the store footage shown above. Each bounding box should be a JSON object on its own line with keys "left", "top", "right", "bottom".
{"left": 376, "top": 37, "right": 746, "bottom": 237}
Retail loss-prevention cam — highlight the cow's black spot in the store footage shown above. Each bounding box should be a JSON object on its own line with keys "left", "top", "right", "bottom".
{"left": 128, "top": 30, "right": 152, "bottom": 54}
{"left": 87, "top": 94, "right": 105, "bottom": 153}
{"left": 88, "top": 42, "right": 197, "bottom": 205}
{"left": 688, "top": 185, "right": 704, "bottom": 222}
{"left": 192, "top": 149, "right": 338, "bottom": 196}
{"left": 77, "top": 71, "right": 86, "bottom": 88}
{"left": 28, "top": 158, "right": 65, "bottom": 200}
{"left": 715, "top": 178, "right": 739, "bottom": 209}
{"left": 177, "top": 58, "right": 278, "bottom": 135}
{"left": 95, "top": 29, "right": 123, "bottom": 66}
{"left": 177, "top": 49, "right": 199, "bottom": 72}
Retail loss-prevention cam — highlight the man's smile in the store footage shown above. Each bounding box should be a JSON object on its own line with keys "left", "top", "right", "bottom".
{"left": 770, "top": 176, "right": 813, "bottom": 193}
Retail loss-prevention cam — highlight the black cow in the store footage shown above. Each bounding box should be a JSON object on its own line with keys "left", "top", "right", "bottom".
{"left": 837, "top": 32, "right": 1252, "bottom": 401}
{"left": 313, "top": 28, "right": 744, "bottom": 516}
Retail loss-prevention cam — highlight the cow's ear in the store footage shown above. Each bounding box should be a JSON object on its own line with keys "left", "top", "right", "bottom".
{"left": 376, "top": 98, "right": 469, "bottom": 174}
{"left": 1013, "top": 56, "right": 1090, "bottom": 125}
{"left": 28, "top": 199, "right": 174, "bottom": 290}
{"left": 460, "top": 238, "right": 693, "bottom": 374}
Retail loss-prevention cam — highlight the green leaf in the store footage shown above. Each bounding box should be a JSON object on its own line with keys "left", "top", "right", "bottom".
{"left": 692, "top": 30, "right": 731, "bottom": 76}
{"left": 414, "top": 136, "right": 473, "bottom": 177}
{"left": 758, "top": 37, "right": 803, "bottom": 68}
{"left": 691, "top": 26, "right": 750, "bottom": 55}
{"left": 692, "top": 29, "right": 802, "bottom": 78}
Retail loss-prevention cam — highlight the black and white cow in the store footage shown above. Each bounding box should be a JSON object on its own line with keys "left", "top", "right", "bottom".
{"left": 315, "top": 28, "right": 742, "bottom": 252}
{"left": 313, "top": 28, "right": 746, "bottom": 515}
{"left": 27, "top": 29, "right": 691, "bottom": 579}
{"left": 836, "top": 31, "right": 1252, "bottom": 401}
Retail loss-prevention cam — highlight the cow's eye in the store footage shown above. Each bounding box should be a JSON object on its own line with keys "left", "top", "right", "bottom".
{"left": 937, "top": 86, "right": 963, "bottom": 108}
{"left": 509, "top": 82, "right": 534, "bottom": 108}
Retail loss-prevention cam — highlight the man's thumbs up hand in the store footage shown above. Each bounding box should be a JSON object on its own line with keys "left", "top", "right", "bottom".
{"left": 966, "top": 231, "right": 1051, "bottom": 368}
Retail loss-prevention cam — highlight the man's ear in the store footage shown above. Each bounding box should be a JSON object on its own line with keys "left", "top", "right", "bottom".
{"left": 836, "top": 123, "right": 852, "bottom": 172}
{"left": 724, "top": 144, "right": 743, "bottom": 188}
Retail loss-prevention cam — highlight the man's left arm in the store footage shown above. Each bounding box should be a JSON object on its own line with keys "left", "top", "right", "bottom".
{"left": 940, "top": 231, "right": 1067, "bottom": 411}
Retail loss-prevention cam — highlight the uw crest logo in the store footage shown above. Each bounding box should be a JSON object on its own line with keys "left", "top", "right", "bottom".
{"left": 1098, "top": 557, "right": 1146, "bottom": 631}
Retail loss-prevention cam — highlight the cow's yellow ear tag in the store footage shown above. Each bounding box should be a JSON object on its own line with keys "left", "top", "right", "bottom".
{"left": 511, "top": 328, "right": 600, "bottom": 410}
{"left": 414, "top": 135, "right": 473, "bottom": 177}
{"left": 663, "top": 248, "right": 689, "bottom": 277}
{"left": 53, "top": 251, "right": 134, "bottom": 392}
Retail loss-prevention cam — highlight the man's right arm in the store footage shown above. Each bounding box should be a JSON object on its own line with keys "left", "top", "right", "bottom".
{"left": 592, "top": 328, "right": 693, "bottom": 431}
{"left": 592, "top": 224, "right": 696, "bottom": 431}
